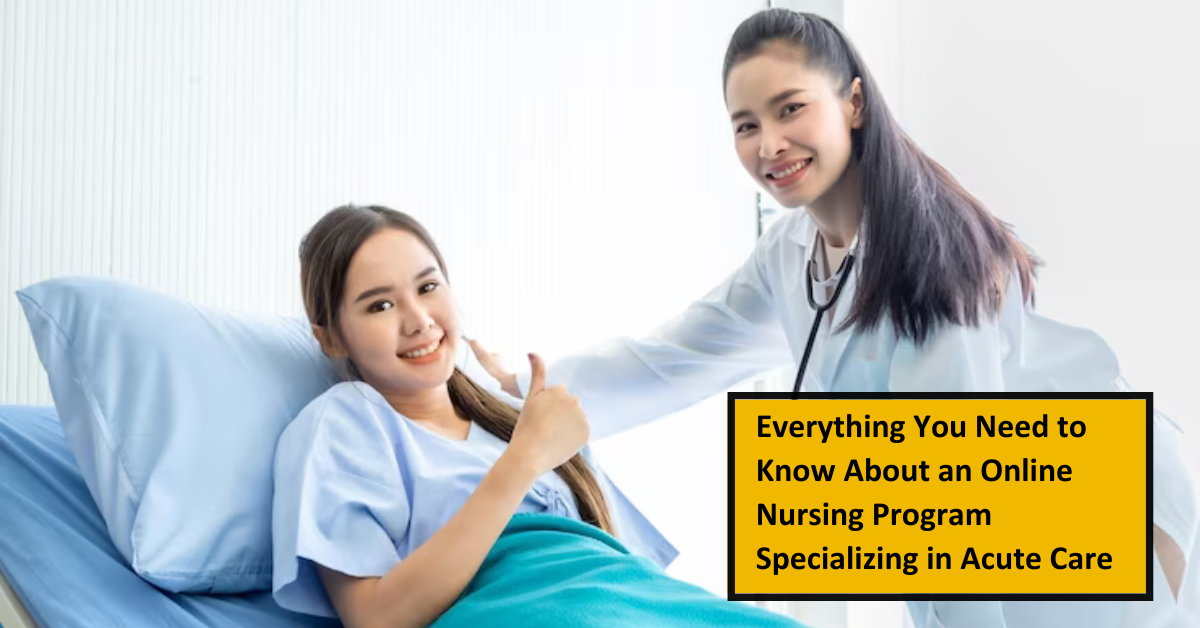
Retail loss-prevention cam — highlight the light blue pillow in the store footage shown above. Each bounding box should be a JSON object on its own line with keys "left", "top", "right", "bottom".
{"left": 16, "top": 276, "right": 502, "bottom": 594}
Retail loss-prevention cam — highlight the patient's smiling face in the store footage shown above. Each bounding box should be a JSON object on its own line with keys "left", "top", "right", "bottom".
{"left": 329, "top": 228, "right": 461, "bottom": 397}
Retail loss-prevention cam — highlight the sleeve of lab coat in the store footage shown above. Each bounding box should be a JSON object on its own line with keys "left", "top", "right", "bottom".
{"left": 518, "top": 223, "right": 795, "bottom": 440}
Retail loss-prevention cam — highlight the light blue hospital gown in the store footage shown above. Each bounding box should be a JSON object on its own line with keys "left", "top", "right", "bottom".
{"left": 271, "top": 380, "right": 679, "bottom": 618}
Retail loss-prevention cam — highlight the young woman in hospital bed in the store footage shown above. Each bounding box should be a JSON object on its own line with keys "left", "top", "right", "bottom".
{"left": 270, "top": 204, "right": 807, "bottom": 628}
{"left": 468, "top": 8, "right": 1199, "bottom": 628}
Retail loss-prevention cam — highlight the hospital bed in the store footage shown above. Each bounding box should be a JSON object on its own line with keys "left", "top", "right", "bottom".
{"left": 0, "top": 404, "right": 341, "bottom": 628}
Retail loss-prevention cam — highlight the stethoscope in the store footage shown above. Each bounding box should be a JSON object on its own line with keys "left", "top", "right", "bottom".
{"left": 791, "top": 251, "right": 856, "bottom": 398}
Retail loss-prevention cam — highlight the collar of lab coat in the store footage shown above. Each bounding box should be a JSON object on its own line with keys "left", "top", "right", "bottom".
{"left": 787, "top": 209, "right": 862, "bottom": 264}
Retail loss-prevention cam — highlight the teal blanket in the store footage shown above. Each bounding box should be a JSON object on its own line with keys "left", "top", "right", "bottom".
{"left": 432, "top": 513, "right": 805, "bottom": 628}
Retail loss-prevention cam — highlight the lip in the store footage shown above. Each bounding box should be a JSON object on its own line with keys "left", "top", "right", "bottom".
{"left": 398, "top": 337, "right": 445, "bottom": 365}
{"left": 763, "top": 158, "right": 812, "bottom": 189}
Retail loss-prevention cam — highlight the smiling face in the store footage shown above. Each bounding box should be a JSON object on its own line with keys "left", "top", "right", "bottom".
{"left": 319, "top": 227, "right": 460, "bottom": 398}
{"left": 725, "top": 42, "right": 862, "bottom": 209}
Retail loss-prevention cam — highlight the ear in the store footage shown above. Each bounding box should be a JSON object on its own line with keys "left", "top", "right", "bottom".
{"left": 312, "top": 324, "right": 348, "bottom": 359}
{"left": 847, "top": 77, "right": 865, "bottom": 130}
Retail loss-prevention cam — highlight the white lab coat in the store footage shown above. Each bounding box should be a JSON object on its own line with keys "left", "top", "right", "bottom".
{"left": 517, "top": 208, "right": 1199, "bottom": 627}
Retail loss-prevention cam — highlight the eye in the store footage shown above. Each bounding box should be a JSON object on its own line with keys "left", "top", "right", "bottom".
{"left": 418, "top": 281, "right": 439, "bottom": 295}
{"left": 782, "top": 103, "right": 805, "bottom": 117}
{"left": 367, "top": 300, "right": 394, "bottom": 313}
{"left": 735, "top": 122, "right": 758, "bottom": 135}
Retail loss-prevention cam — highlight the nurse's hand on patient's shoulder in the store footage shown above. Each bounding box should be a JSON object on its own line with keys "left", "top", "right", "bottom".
{"left": 467, "top": 338, "right": 522, "bottom": 398}
{"left": 506, "top": 353, "right": 588, "bottom": 476}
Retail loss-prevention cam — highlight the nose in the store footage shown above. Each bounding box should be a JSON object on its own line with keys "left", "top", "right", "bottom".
{"left": 399, "top": 300, "right": 435, "bottom": 337}
{"left": 758, "top": 122, "right": 789, "bottom": 161}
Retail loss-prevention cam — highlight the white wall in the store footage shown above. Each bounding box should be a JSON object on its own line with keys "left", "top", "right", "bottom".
{"left": 0, "top": 0, "right": 766, "bottom": 595}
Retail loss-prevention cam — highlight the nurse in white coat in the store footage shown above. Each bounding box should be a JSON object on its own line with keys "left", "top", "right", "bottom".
{"left": 470, "top": 8, "right": 1198, "bottom": 628}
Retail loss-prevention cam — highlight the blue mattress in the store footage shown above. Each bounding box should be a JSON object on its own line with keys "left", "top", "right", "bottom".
{"left": 0, "top": 405, "right": 341, "bottom": 628}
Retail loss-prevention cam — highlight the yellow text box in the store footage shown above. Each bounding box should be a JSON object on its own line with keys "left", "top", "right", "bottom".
{"left": 728, "top": 394, "right": 1150, "bottom": 600}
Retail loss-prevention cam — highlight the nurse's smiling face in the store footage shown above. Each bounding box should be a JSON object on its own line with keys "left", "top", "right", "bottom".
{"left": 725, "top": 42, "right": 862, "bottom": 209}
{"left": 328, "top": 228, "right": 461, "bottom": 396}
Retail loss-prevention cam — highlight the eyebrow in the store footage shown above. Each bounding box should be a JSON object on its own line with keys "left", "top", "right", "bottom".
{"left": 354, "top": 285, "right": 392, "bottom": 303}
{"left": 729, "top": 88, "right": 806, "bottom": 121}
{"left": 352, "top": 267, "right": 440, "bottom": 303}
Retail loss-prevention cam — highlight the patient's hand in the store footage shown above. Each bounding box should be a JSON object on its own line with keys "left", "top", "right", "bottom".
{"left": 1154, "top": 524, "right": 1185, "bottom": 601}
{"left": 468, "top": 338, "right": 522, "bottom": 398}
{"left": 507, "top": 353, "right": 588, "bottom": 475}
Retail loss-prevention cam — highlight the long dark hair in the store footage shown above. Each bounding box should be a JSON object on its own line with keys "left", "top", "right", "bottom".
{"left": 724, "top": 9, "right": 1038, "bottom": 344}
{"left": 299, "top": 205, "right": 614, "bottom": 534}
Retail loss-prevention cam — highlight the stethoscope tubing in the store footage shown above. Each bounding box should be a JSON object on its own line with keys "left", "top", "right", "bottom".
{"left": 791, "top": 253, "right": 856, "bottom": 398}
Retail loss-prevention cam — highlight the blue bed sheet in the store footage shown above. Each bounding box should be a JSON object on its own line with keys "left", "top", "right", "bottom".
{"left": 0, "top": 405, "right": 341, "bottom": 628}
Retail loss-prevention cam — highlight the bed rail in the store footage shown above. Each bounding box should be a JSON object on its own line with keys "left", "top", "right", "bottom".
{"left": 0, "top": 569, "right": 37, "bottom": 628}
